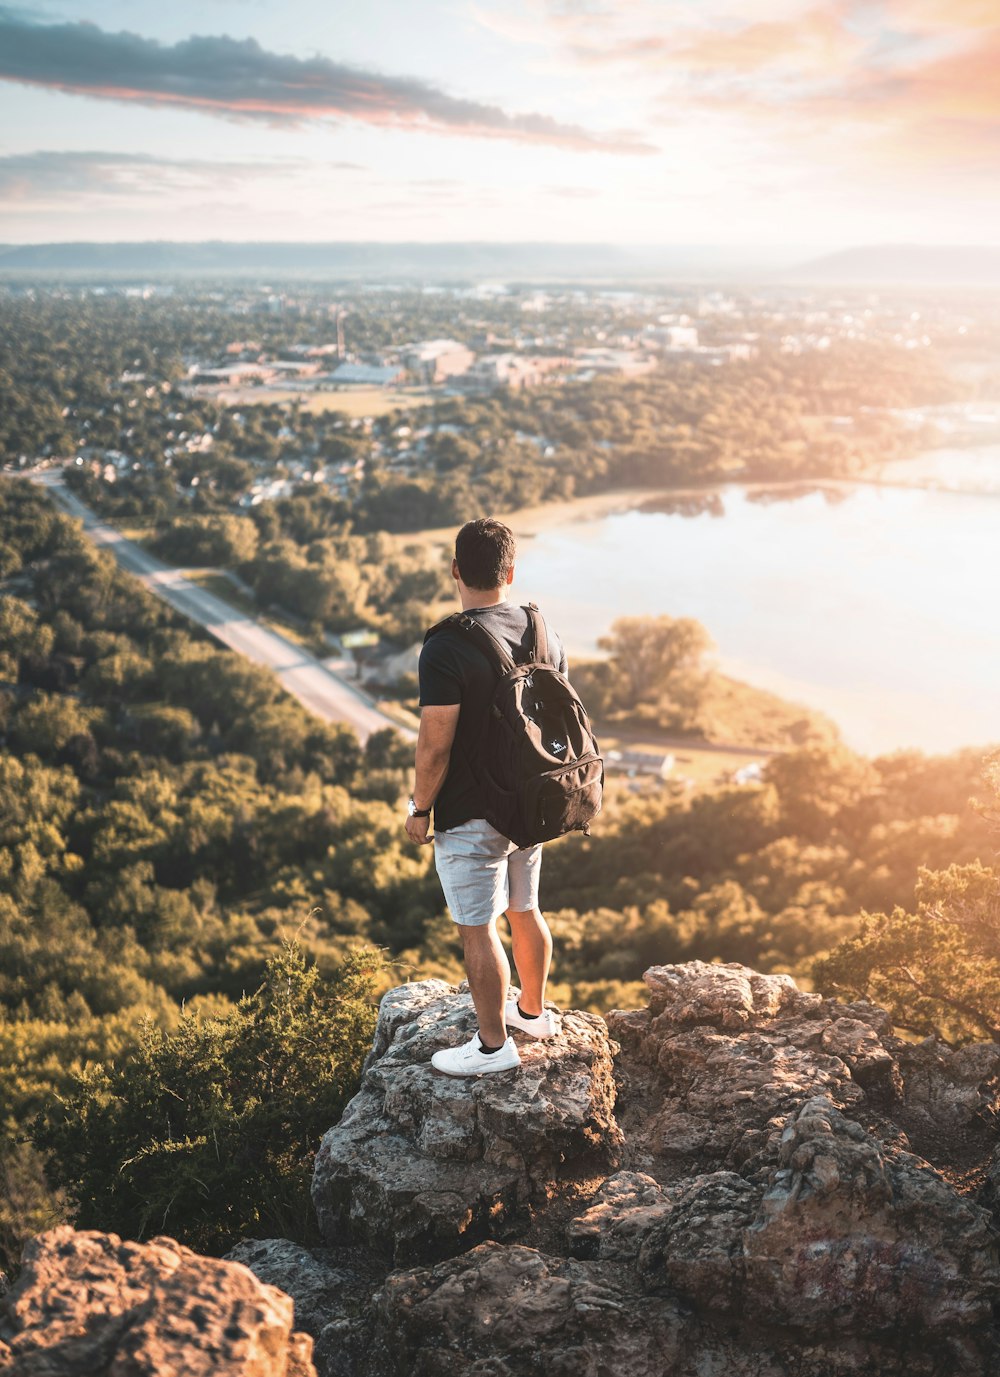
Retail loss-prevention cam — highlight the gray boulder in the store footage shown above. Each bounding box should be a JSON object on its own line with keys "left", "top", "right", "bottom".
{"left": 982, "top": 1145, "right": 1000, "bottom": 1219}
{"left": 744, "top": 1097, "right": 998, "bottom": 1338}
{"left": 224, "top": 1239, "right": 380, "bottom": 1340}
{"left": 311, "top": 979, "right": 622, "bottom": 1265}
{"left": 608, "top": 963, "right": 870, "bottom": 1170}
{"left": 894, "top": 1036, "right": 1000, "bottom": 1132}
{"left": 608, "top": 1099, "right": 999, "bottom": 1358}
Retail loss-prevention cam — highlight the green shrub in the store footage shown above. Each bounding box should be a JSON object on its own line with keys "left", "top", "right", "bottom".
{"left": 30, "top": 940, "right": 384, "bottom": 1253}
{"left": 812, "top": 862, "right": 1000, "bottom": 1044}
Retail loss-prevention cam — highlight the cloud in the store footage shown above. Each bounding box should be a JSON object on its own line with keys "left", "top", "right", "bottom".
{"left": 883, "top": 0, "right": 999, "bottom": 30}
{"left": 643, "top": 10, "right": 865, "bottom": 74}
{"left": 678, "top": 19, "right": 1000, "bottom": 175}
{"left": 471, "top": 0, "right": 829, "bottom": 56}
{"left": 0, "top": 149, "right": 358, "bottom": 202}
{"left": 0, "top": 6, "right": 654, "bottom": 153}
{"left": 478, "top": 0, "right": 999, "bottom": 186}
{"left": 516, "top": 2, "right": 867, "bottom": 79}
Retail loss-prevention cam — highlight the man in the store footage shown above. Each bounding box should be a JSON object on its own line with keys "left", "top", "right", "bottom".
{"left": 405, "top": 517, "right": 566, "bottom": 1076}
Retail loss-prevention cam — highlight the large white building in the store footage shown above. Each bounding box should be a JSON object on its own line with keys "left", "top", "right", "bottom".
{"left": 402, "top": 339, "right": 475, "bottom": 383}
{"left": 191, "top": 362, "right": 277, "bottom": 385}
{"left": 325, "top": 362, "right": 406, "bottom": 386}
{"left": 573, "top": 348, "right": 657, "bottom": 378}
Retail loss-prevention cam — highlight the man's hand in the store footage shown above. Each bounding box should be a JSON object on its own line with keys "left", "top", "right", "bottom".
{"left": 405, "top": 812, "right": 433, "bottom": 846}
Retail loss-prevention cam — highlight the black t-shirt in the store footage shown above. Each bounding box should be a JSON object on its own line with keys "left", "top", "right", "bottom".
{"left": 418, "top": 602, "right": 568, "bottom": 833}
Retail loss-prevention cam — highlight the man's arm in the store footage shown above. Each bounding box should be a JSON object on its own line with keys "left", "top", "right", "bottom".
{"left": 405, "top": 703, "right": 460, "bottom": 845}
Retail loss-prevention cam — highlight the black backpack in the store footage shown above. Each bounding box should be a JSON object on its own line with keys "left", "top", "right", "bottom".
{"left": 424, "top": 603, "right": 603, "bottom": 849}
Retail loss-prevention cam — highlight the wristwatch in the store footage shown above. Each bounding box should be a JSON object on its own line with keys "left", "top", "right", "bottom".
{"left": 407, "top": 796, "right": 431, "bottom": 818}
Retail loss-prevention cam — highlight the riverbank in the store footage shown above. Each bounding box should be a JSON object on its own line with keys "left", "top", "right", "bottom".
{"left": 504, "top": 480, "right": 1000, "bottom": 756}
{"left": 391, "top": 480, "right": 814, "bottom": 555}
{"left": 389, "top": 484, "right": 667, "bottom": 553}
{"left": 393, "top": 460, "right": 1000, "bottom": 559}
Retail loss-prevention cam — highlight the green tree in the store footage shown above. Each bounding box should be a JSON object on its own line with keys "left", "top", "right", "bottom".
{"left": 0, "top": 596, "right": 55, "bottom": 680}
{"left": 154, "top": 514, "right": 259, "bottom": 567}
{"left": 9, "top": 693, "right": 97, "bottom": 760}
{"left": 596, "top": 614, "right": 714, "bottom": 726}
{"left": 813, "top": 861, "right": 1000, "bottom": 1044}
{"left": 765, "top": 744, "right": 880, "bottom": 843}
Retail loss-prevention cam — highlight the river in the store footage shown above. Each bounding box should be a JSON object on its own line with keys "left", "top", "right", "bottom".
{"left": 511, "top": 479, "right": 1000, "bottom": 757}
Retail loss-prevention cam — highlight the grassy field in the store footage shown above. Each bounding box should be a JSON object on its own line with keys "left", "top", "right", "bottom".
{"left": 232, "top": 386, "right": 437, "bottom": 418}
{"left": 696, "top": 672, "right": 840, "bottom": 749}
{"left": 185, "top": 570, "right": 259, "bottom": 619}
{"left": 598, "top": 729, "right": 771, "bottom": 791}
{"left": 115, "top": 523, "right": 156, "bottom": 544}
{"left": 374, "top": 700, "right": 421, "bottom": 733}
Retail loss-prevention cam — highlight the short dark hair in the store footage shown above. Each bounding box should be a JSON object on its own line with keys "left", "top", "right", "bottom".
{"left": 454, "top": 518, "right": 516, "bottom": 591}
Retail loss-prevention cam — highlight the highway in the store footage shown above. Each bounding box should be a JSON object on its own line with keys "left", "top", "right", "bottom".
{"left": 33, "top": 473, "right": 414, "bottom": 745}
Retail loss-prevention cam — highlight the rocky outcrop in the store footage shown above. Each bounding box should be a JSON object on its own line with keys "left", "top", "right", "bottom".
{"left": 356, "top": 1240, "right": 790, "bottom": 1377}
{"left": 893, "top": 1035, "right": 1000, "bottom": 1133}
{"left": 12, "top": 962, "right": 999, "bottom": 1377}
{"left": 984, "top": 1146, "right": 1000, "bottom": 1220}
{"left": 304, "top": 962, "right": 999, "bottom": 1377}
{"left": 0, "top": 1224, "right": 317, "bottom": 1376}
{"left": 311, "top": 980, "right": 622, "bottom": 1264}
{"left": 566, "top": 1100, "right": 995, "bottom": 1361}
{"left": 606, "top": 960, "right": 899, "bottom": 1170}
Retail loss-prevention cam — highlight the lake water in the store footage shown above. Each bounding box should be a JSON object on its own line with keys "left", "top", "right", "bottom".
{"left": 878, "top": 442, "right": 1000, "bottom": 495}
{"left": 512, "top": 482, "right": 1000, "bottom": 757}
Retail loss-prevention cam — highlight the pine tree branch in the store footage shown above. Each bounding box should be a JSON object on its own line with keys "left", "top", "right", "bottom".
{"left": 894, "top": 965, "right": 1000, "bottom": 1043}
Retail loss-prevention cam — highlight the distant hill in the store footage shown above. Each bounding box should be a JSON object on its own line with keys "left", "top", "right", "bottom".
{"left": 9, "top": 239, "right": 998, "bottom": 285}
{"left": 0, "top": 240, "right": 798, "bottom": 282}
{"left": 0, "top": 240, "right": 620, "bottom": 276}
{"left": 793, "top": 244, "right": 1000, "bottom": 286}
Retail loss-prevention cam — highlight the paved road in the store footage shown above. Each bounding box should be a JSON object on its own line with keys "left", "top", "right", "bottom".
{"left": 34, "top": 473, "right": 413, "bottom": 745}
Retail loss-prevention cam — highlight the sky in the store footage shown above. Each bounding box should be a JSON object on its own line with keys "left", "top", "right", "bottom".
{"left": 0, "top": 0, "right": 998, "bottom": 247}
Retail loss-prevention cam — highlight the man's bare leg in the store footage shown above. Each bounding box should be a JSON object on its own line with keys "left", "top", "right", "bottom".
{"left": 506, "top": 907, "right": 552, "bottom": 1015}
{"left": 460, "top": 919, "right": 510, "bottom": 1047}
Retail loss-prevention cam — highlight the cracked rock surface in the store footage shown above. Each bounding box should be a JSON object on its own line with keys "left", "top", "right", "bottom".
{"left": 311, "top": 979, "right": 622, "bottom": 1265}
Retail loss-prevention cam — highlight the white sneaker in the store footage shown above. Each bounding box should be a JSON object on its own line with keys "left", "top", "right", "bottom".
{"left": 505, "top": 999, "right": 562, "bottom": 1039}
{"left": 431, "top": 1033, "right": 521, "bottom": 1077}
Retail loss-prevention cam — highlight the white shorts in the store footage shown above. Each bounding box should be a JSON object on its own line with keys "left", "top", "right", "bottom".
{"left": 433, "top": 817, "right": 542, "bottom": 927}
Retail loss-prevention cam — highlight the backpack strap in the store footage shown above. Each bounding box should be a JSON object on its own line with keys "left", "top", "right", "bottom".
{"left": 425, "top": 607, "right": 554, "bottom": 678}
{"left": 425, "top": 611, "right": 517, "bottom": 678}
{"left": 526, "top": 602, "right": 549, "bottom": 666}
{"left": 422, "top": 612, "right": 459, "bottom": 645}
{"left": 459, "top": 615, "right": 518, "bottom": 676}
